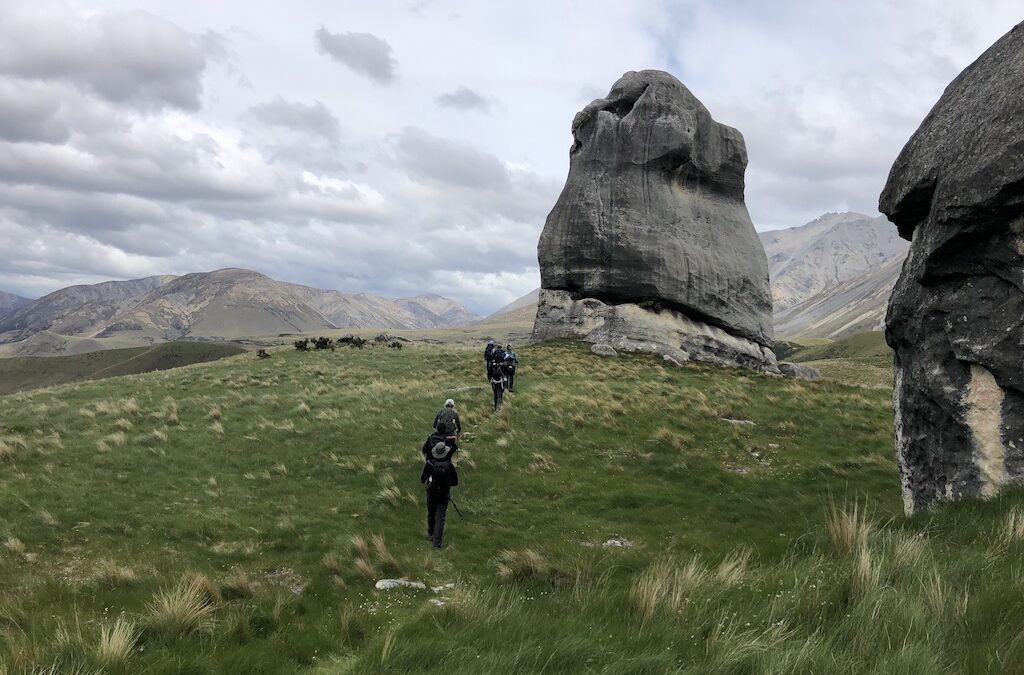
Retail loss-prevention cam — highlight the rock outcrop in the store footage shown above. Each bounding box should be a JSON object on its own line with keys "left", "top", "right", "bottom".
{"left": 534, "top": 70, "right": 775, "bottom": 372}
{"left": 880, "top": 22, "right": 1024, "bottom": 514}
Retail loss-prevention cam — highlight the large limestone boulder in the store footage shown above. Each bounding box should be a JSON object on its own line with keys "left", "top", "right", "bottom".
{"left": 880, "top": 22, "right": 1024, "bottom": 514}
{"left": 534, "top": 70, "right": 775, "bottom": 372}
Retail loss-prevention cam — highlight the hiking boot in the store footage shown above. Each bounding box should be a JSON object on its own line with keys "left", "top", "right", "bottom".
{"left": 432, "top": 543, "right": 442, "bottom": 550}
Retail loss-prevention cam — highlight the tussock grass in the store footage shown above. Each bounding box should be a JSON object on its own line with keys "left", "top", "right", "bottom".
{"left": 92, "top": 559, "right": 138, "bottom": 587}
{"left": 146, "top": 576, "right": 218, "bottom": 636}
{"left": 95, "top": 616, "right": 137, "bottom": 668}
{"left": 322, "top": 552, "right": 344, "bottom": 577}
{"left": 496, "top": 549, "right": 549, "bottom": 580}
{"left": 1000, "top": 507, "right": 1024, "bottom": 544}
{"left": 825, "top": 501, "right": 872, "bottom": 556}
{"left": 113, "top": 418, "right": 133, "bottom": 431}
{"left": 220, "top": 568, "right": 255, "bottom": 600}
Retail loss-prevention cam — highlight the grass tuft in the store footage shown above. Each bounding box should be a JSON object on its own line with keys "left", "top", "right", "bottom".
{"left": 96, "top": 615, "right": 137, "bottom": 667}
{"left": 496, "top": 549, "right": 549, "bottom": 580}
{"left": 146, "top": 575, "right": 218, "bottom": 636}
{"left": 825, "top": 501, "right": 872, "bottom": 556}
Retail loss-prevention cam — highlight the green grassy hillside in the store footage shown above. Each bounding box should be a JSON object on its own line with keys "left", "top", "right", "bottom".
{"left": 0, "top": 340, "right": 1020, "bottom": 674}
{"left": 0, "top": 342, "right": 246, "bottom": 395}
{"left": 786, "top": 332, "right": 893, "bottom": 389}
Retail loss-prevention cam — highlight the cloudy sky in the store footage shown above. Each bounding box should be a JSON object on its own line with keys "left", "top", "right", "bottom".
{"left": 0, "top": 1, "right": 1019, "bottom": 312}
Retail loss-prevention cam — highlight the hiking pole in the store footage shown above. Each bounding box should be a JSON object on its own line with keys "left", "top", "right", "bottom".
{"left": 449, "top": 497, "right": 465, "bottom": 519}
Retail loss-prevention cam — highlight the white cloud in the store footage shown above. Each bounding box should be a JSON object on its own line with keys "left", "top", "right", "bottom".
{"left": 0, "top": 0, "right": 1019, "bottom": 314}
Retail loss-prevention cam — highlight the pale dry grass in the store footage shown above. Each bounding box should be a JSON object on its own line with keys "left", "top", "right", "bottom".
{"left": 93, "top": 559, "right": 138, "bottom": 587}
{"left": 528, "top": 453, "right": 557, "bottom": 473}
{"left": 825, "top": 502, "right": 872, "bottom": 556}
{"left": 147, "top": 576, "right": 218, "bottom": 635}
{"left": 376, "top": 475, "right": 402, "bottom": 507}
{"left": 1000, "top": 507, "right": 1024, "bottom": 545}
{"left": 119, "top": 398, "right": 140, "bottom": 416}
{"left": 96, "top": 615, "right": 137, "bottom": 667}
{"left": 104, "top": 432, "right": 127, "bottom": 448}
{"left": 220, "top": 568, "right": 256, "bottom": 599}
{"left": 297, "top": 401, "right": 311, "bottom": 415}
{"left": 322, "top": 552, "right": 344, "bottom": 577}
{"left": 354, "top": 558, "right": 376, "bottom": 581}
{"left": 372, "top": 534, "right": 401, "bottom": 574}
{"left": 210, "top": 420, "right": 224, "bottom": 435}
{"left": 850, "top": 545, "right": 879, "bottom": 596}
{"left": 113, "top": 418, "right": 133, "bottom": 431}
{"left": 496, "top": 549, "right": 549, "bottom": 580}
{"left": 714, "top": 549, "right": 750, "bottom": 586}
{"left": 207, "top": 406, "right": 222, "bottom": 420}
{"left": 632, "top": 558, "right": 707, "bottom": 625}
{"left": 351, "top": 535, "right": 370, "bottom": 559}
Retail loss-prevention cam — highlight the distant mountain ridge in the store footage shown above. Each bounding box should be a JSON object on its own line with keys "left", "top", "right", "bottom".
{"left": 759, "top": 212, "right": 908, "bottom": 339}
{"left": 0, "top": 290, "right": 31, "bottom": 319}
{"left": 758, "top": 212, "right": 908, "bottom": 310}
{"left": 0, "top": 269, "right": 480, "bottom": 356}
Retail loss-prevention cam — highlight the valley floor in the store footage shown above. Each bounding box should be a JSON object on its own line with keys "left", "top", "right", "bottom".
{"left": 0, "top": 341, "right": 1020, "bottom": 674}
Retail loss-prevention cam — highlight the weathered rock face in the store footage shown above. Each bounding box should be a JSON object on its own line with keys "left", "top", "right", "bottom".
{"left": 880, "top": 22, "right": 1024, "bottom": 514}
{"left": 534, "top": 70, "right": 775, "bottom": 371}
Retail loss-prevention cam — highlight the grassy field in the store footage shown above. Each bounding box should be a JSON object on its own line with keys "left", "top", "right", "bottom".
{"left": 0, "top": 342, "right": 246, "bottom": 396}
{"left": 787, "top": 332, "right": 893, "bottom": 389}
{"left": 1, "top": 339, "right": 1021, "bottom": 673}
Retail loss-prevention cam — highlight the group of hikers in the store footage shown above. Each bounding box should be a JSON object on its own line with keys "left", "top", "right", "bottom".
{"left": 417, "top": 339, "right": 518, "bottom": 549}
{"left": 485, "top": 340, "right": 518, "bottom": 411}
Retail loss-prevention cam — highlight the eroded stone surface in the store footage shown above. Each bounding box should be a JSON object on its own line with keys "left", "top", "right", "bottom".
{"left": 536, "top": 289, "right": 776, "bottom": 373}
{"left": 881, "top": 22, "right": 1024, "bottom": 513}
{"left": 534, "top": 70, "right": 775, "bottom": 372}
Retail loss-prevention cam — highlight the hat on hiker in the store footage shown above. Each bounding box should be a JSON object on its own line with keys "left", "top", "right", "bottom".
{"left": 431, "top": 441, "right": 449, "bottom": 459}
{"left": 444, "top": 398, "right": 455, "bottom": 408}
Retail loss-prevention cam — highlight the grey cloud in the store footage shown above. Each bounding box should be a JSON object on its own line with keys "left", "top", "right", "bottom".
{"left": 314, "top": 26, "right": 397, "bottom": 84}
{"left": 436, "top": 86, "right": 491, "bottom": 112}
{"left": 394, "top": 127, "right": 509, "bottom": 190}
{"left": 0, "top": 4, "right": 214, "bottom": 111}
{"left": 247, "top": 97, "right": 341, "bottom": 139}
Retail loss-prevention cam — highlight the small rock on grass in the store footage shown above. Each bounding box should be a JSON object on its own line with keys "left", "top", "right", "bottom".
{"left": 375, "top": 578, "right": 426, "bottom": 591}
{"left": 602, "top": 537, "right": 633, "bottom": 548}
{"left": 591, "top": 343, "right": 618, "bottom": 357}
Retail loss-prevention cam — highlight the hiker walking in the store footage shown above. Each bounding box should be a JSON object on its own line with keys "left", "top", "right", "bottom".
{"left": 432, "top": 398, "right": 461, "bottom": 447}
{"left": 488, "top": 356, "right": 507, "bottom": 410}
{"left": 484, "top": 340, "right": 496, "bottom": 377}
{"left": 420, "top": 438, "right": 458, "bottom": 549}
{"left": 502, "top": 344, "right": 518, "bottom": 392}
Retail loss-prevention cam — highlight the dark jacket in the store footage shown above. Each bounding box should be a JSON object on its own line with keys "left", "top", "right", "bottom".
{"left": 421, "top": 432, "right": 456, "bottom": 460}
{"left": 484, "top": 343, "right": 495, "bottom": 362}
{"left": 420, "top": 456, "right": 459, "bottom": 493}
{"left": 433, "top": 409, "right": 462, "bottom": 435}
{"left": 488, "top": 360, "right": 506, "bottom": 386}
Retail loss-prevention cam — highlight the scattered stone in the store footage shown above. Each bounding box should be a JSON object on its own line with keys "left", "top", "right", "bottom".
{"left": 431, "top": 583, "right": 455, "bottom": 593}
{"left": 662, "top": 353, "right": 685, "bottom": 367}
{"left": 728, "top": 466, "right": 751, "bottom": 475}
{"left": 428, "top": 598, "right": 446, "bottom": 607}
{"left": 880, "top": 22, "right": 1024, "bottom": 513}
{"left": 533, "top": 69, "right": 777, "bottom": 373}
{"left": 778, "top": 362, "right": 820, "bottom": 380}
{"left": 591, "top": 343, "right": 618, "bottom": 357}
{"left": 721, "top": 418, "right": 755, "bottom": 426}
{"left": 374, "top": 578, "right": 426, "bottom": 591}
{"left": 602, "top": 537, "right": 633, "bottom": 548}
{"left": 768, "top": 443, "right": 779, "bottom": 449}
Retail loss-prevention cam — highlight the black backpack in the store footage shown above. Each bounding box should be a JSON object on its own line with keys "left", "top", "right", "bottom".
{"left": 424, "top": 458, "right": 451, "bottom": 494}
{"left": 437, "top": 409, "right": 458, "bottom": 435}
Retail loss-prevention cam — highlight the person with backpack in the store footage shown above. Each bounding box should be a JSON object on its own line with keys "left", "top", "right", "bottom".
{"left": 432, "top": 398, "right": 461, "bottom": 446}
{"left": 502, "top": 344, "right": 518, "bottom": 392}
{"left": 420, "top": 438, "right": 458, "bottom": 549}
{"left": 488, "top": 356, "right": 507, "bottom": 411}
{"left": 484, "top": 340, "right": 496, "bottom": 377}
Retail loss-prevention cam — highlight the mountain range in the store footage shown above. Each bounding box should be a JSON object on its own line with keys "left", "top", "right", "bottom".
{"left": 484, "top": 211, "right": 909, "bottom": 341}
{"left": 0, "top": 290, "right": 31, "bottom": 319}
{"left": 0, "top": 268, "right": 479, "bottom": 357}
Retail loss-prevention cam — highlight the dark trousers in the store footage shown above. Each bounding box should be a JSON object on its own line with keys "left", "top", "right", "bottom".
{"left": 426, "top": 490, "right": 450, "bottom": 548}
{"left": 507, "top": 371, "right": 515, "bottom": 391}
{"left": 492, "top": 381, "right": 504, "bottom": 410}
